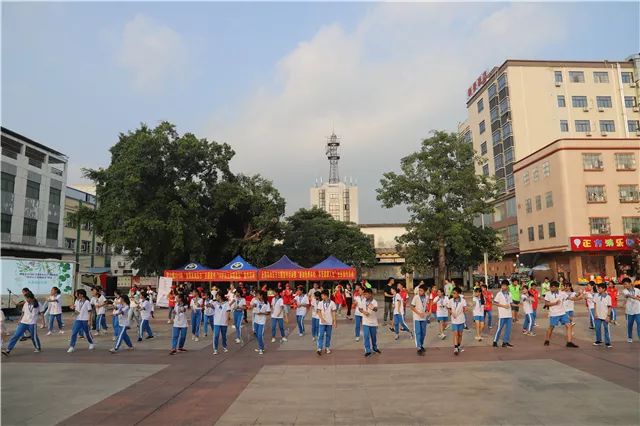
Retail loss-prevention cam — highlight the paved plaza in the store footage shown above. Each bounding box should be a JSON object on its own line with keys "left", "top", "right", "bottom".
{"left": 1, "top": 301, "right": 639, "bottom": 425}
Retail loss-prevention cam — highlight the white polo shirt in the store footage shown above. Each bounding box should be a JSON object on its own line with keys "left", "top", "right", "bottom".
{"left": 213, "top": 301, "right": 230, "bottom": 326}
{"left": 75, "top": 299, "right": 92, "bottom": 321}
{"left": 361, "top": 298, "right": 379, "bottom": 327}
{"left": 204, "top": 299, "right": 215, "bottom": 316}
{"left": 294, "top": 294, "right": 308, "bottom": 316}
{"left": 544, "top": 291, "right": 566, "bottom": 317}
{"left": 520, "top": 294, "right": 533, "bottom": 315}
{"left": 173, "top": 305, "right": 188, "bottom": 328}
{"left": 593, "top": 293, "right": 611, "bottom": 320}
{"left": 447, "top": 297, "right": 467, "bottom": 325}
{"left": 584, "top": 291, "right": 595, "bottom": 309}
{"left": 393, "top": 294, "right": 404, "bottom": 315}
{"left": 411, "top": 294, "right": 429, "bottom": 322}
{"left": 353, "top": 295, "right": 364, "bottom": 317}
{"left": 271, "top": 298, "right": 285, "bottom": 319}
{"left": 310, "top": 299, "right": 319, "bottom": 319}
{"left": 139, "top": 299, "right": 153, "bottom": 320}
{"left": 190, "top": 297, "right": 203, "bottom": 311}
{"left": 494, "top": 291, "right": 513, "bottom": 319}
{"left": 623, "top": 288, "right": 640, "bottom": 315}
{"left": 95, "top": 295, "right": 107, "bottom": 315}
{"left": 233, "top": 297, "right": 246, "bottom": 312}
{"left": 21, "top": 302, "right": 39, "bottom": 325}
{"left": 48, "top": 294, "right": 62, "bottom": 315}
{"left": 434, "top": 295, "right": 449, "bottom": 318}
{"left": 115, "top": 305, "right": 130, "bottom": 327}
{"left": 563, "top": 292, "right": 576, "bottom": 312}
{"left": 472, "top": 296, "right": 484, "bottom": 316}
{"left": 316, "top": 300, "right": 336, "bottom": 326}
{"left": 252, "top": 301, "right": 270, "bottom": 325}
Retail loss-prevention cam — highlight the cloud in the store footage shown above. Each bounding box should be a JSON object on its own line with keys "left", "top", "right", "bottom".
{"left": 117, "top": 15, "right": 188, "bottom": 92}
{"left": 204, "top": 3, "right": 570, "bottom": 222}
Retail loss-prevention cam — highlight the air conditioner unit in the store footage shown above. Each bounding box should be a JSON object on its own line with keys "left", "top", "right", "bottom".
{"left": 601, "top": 132, "right": 608, "bottom": 136}
{"left": 586, "top": 131, "right": 592, "bottom": 136}
{"left": 630, "top": 82, "right": 637, "bottom": 88}
{"left": 598, "top": 107, "right": 604, "bottom": 112}
{"left": 633, "top": 107, "right": 639, "bottom": 112}
{"left": 555, "top": 82, "right": 561, "bottom": 87}
{"left": 117, "top": 261, "right": 125, "bottom": 267}
{"left": 636, "top": 130, "right": 640, "bottom": 136}
{"left": 583, "top": 107, "right": 589, "bottom": 112}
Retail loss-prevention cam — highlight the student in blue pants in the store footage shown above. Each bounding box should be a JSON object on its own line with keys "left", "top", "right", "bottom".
{"left": 360, "top": 288, "right": 381, "bottom": 357}
{"left": 233, "top": 292, "right": 246, "bottom": 343}
{"left": 310, "top": 291, "right": 321, "bottom": 342}
{"left": 203, "top": 293, "right": 215, "bottom": 337}
{"left": 353, "top": 285, "right": 363, "bottom": 342}
{"left": 170, "top": 295, "right": 189, "bottom": 355}
{"left": 316, "top": 290, "right": 337, "bottom": 355}
{"left": 111, "top": 290, "right": 122, "bottom": 341}
{"left": 293, "top": 289, "right": 309, "bottom": 337}
{"left": 410, "top": 284, "right": 429, "bottom": 355}
{"left": 492, "top": 280, "right": 514, "bottom": 348}
{"left": 110, "top": 295, "right": 133, "bottom": 353}
{"left": 252, "top": 291, "right": 270, "bottom": 355}
{"left": 68, "top": 289, "right": 96, "bottom": 353}
{"left": 3, "top": 292, "right": 41, "bottom": 356}
{"left": 593, "top": 283, "right": 613, "bottom": 348}
{"left": 391, "top": 287, "right": 412, "bottom": 340}
{"left": 190, "top": 290, "right": 203, "bottom": 342}
{"left": 213, "top": 292, "right": 231, "bottom": 355}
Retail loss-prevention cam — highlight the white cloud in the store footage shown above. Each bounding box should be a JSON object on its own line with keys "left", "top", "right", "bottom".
{"left": 204, "top": 3, "right": 569, "bottom": 222}
{"left": 117, "top": 15, "right": 188, "bottom": 92}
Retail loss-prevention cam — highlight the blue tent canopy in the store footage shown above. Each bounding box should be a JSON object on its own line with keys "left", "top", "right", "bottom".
{"left": 219, "top": 255, "right": 258, "bottom": 271}
{"left": 311, "top": 256, "right": 351, "bottom": 270}
{"left": 174, "top": 262, "right": 213, "bottom": 271}
{"left": 261, "top": 255, "right": 304, "bottom": 270}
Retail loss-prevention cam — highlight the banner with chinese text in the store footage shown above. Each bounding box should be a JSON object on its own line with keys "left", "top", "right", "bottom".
{"left": 569, "top": 236, "right": 635, "bottom": 252}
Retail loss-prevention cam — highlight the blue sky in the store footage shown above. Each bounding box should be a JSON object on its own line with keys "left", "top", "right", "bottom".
{"left": 2, "top": 2, "right": 639, "bottom": 222}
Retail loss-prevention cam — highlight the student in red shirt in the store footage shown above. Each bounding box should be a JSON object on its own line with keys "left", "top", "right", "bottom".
{"left": 607, "top": 281, "right": 619, "bottom": 324}
{"left": 282, "top": 283, "right": 294, "bottom": 323}
{"left": 398, "top": 284, "right": 409, "bottom": 315}
{"left": 481, "top": 284, "right": 493, "bottom": 330}
{"left": 428, "top": 286, "right": 438, "bottom": 322}
{"left": 528, "top": 282, "right": 539, "bottom": 328}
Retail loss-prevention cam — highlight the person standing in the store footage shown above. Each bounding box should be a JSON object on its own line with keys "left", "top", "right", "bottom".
{"left": 46, "top": 287, "right": 64, "bottom": 335}
{"left": 447, "top": 287, "right": 467, "bottom": 355}
{"left": 344, "top": 283, "right": 353, "bottom": 320}
{"left": 316, "top": 290, "right": 337, "bottom": 355}
{"left": 252, "top": 291, "right": 270, "bottom": 355}
{"left": 593, "top": 283, "right": 613, "bottom": 348}
{"left": 472, "top": 287, "right": 485, "bottom": 341}
{"left": 203, "top": 292, "right": 215, "bottom": 337}
{"left": 481, "top": 284, "right": 493, "bottom": 330}
{"left": 110, "top": 295, "right": 134, "bottom": 353}
{"left": 310, "top": 291, "right": 321, "bottom": 342}
{"left": 528, "top": 282, "right": 539, "bottom": 328}
{"left": 170, "top": 295, "right": 189, "bottom": 355}
{"left": 543, "top": 281, "right": 578, "bottom": 348}
{"left": 360, "top": 288, "right": 381, "bottom": 357}
{"left": 584, "top": 282, "right": 596, "bottom": 329}
{"left": 352, "top": 285, "right": 363, "bottom": 342}
{"left": 270, "top": 290, "right": 287, "bottom": 343}
{"left": 282, "top": 283, "right": 294, "bottom": 324}
{"left": 293, "top": 287, "right": 309, "bottom": 337}
{"left": 444, "top": 279, "right": 454, "bottom": 298}
{"left": 541, "top": 277, "right": 551, "bottom": 298}
{"left": 433, "top": 288, "right": 449, "bottom": 340}
{"left": 383, "top": 277, "right": 395, "bottom": 325}
{"left": 508, "top": 278, "right": 521, "bottom": 323}
{"left": 521, "top": 286, "right": 535, "bottom": 336}
{"left": 391, "top": 286, "right": 412, "bottom": 340}
{"left": 621, "top": 277, "right": 640, "bottom": 343}
{"left": 93, "top": 288, "right": 108, "bottom": 335}
{"left": 410, "top": 285, "right": 429, "bottom": 355}
{"left": 233, "top": 291, "right": 246, "bottom": 343}
{"left": 213, "top": 292, "right": 231, "bottom": 355}
{"left": 190, "top": 290, "right": 203, "bottom": 342}
{"left": 493, "top": 280, "right": 514, "bottom": 348}
{"left": 67, "top": 289, "right": 96, "bottom": 353}
{"left": 606, "top": 281, "right": 619, "bottom": 325}
{"left": 2, "top": 292, "right": 41, "bottom": 356}
{"left": 137, "top": 292, "right": 154, "bottom": 342}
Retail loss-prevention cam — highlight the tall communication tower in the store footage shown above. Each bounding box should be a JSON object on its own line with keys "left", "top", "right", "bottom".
{"left": 325, "top": 132, "right": 340, "bottom": 184}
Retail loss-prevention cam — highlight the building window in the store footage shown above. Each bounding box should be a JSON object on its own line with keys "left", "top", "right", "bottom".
{"left": 64, "top": 238, "right": 76, "bottom": 250}
{"left": 538, "top": 224, "right": 544, "bottom": 240}
{"left": 480, "top": 142, "right": 487, "bottom": 155}
{"left": 624, "top": 96, "right": 637, "bottom": 108}
{"left": 96, "top": 242, "right": 104, "bottom": 254}
{"left": 557, "top": 95, "right": 566, "bottom": 107}
{"left": 46, "top": 222, "right": 59, "bottom": 240}
{"left": 554, "top": 71, "right": 563, "bottom": 83}
{"left": 525, "top": 199, "right": 532, "bottom": 213}
{"left": 596, "top": 96, "right": 612, "bottom": 109}
{"left": 560, "top": 120, "right": 569, "bottom": 132}
{"left": 482, "top": 164, "right": 489, "bottom": 176}
{"left": 532, "top": 168, "right": 539, "bottom": 182}
{"left": 522, "top": 172, "right": 530, "bottom": 185}
{"left": 589, "top": 217, "right": 610, "bottom": 235}
{"left": 619, "top": 185, "right": 639, "bottom": 202}
{"left": 535, "top": 195, "right": 542, "bottom": 211}
{"left": 593, "top": 71, "right": 609, "bottom": 83}
{"left": 575, "top": 120, "right": 591, "bottom": 132}
{"left": 621, "top": 72, "right": 634, "bottom": 84}
{"left": 548, "top": 222, "right": 556, "bottom": 238}
{"left": 22, "top": 218, "right": 37, "bottom": 237}
{"left": 492, "top": 130, "right": 501, "bottom": 146}
{"left": 497, "top": 73, "right": 507, "bottom": 90}
{"left": 615, "top": 153, "right": 636, "bottom": 170}
{"left": 569, "top": 71, "right": 585, "bottom": 83}
{"left": 505, "top": 174, "right": 515, "bottom": 191}
{"left": 477, "top": 99, "right": 484, "bottom": 113}
{"left": 1, "top": 172, "right": 15, "bottom": 193}
{"left": 542, "top": 161, "right": 550, "bottom": 177}
{"left": 488, "top": 83, "right": 497, "bottom": 99}
{"left": 1, "top": 213, "right": 11, "bottom": 234}
{"left": 545, "top": 191, "right": 553, "bottom": 208}
{"left": 572, "top": 96, "right": 588, "bottom": 108}
{"left": 490, "top": 107, "right": 499, "bottom": 123}
{"left": 528, "top": 226, "right": 535, "bottom": 241}
{"left": 81, "top": 222, "right": 93, "bottom": 231}
{"left": 599, "top": 120, "right": 615, "bottom": 133}
{"left": 586, "top": 185, "right": 607, "bottom": 203}
{"left": 502, "top": 121, "right": 512, "bottom": 137}
{"left": 506, "top": 197, "right": 516, "bottom": 217}
{"left": 25, "top": 180, "right": 40, "bottom": 200}
{"left": 479, "top": 120, "right": 486, "bottom": 134}
{"left": 49, "top": 187, "right": 61, "bottom": 206}
{"left": 583, "top": 153, "right": 603, "bottom": 170}
{"left": 504, "top": 147, "right": 514, "bottom": 165}
{"left": 494, "top": 153, "right": 504, "bottom": 169}
{"left": 623, "top": 217, "right": 640, "bottom": 234}
{"left": 463, "top": 131, "right": 472, "bottom": 144}
{"left": 506, "top": 224, "right": 518, "bottom": 244}
{"left": 81, "top": 240, "right": 90, "bottom": 253}
{"left": 628, "top": 120, "right": 640, "bottom": 132}
{"left": 494, "top": 202, "right": 506, "bottom": 222}
{"left": 499, "top": 98, "right": 510, "bottom": 115}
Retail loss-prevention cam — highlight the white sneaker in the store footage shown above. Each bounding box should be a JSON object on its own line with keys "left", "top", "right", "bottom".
{"left": 213, "top": 350, "right": 218, "bottom": 355}
{"left": 258, "top": 349, "right": 264, "bottom": 355}
{"left": 89, "top": 344, "right": 95, "bottom": 350}
{"left": 223, "top": 347, "right": 228, "bottom": 352}
{"left": 46, "top": 331, "right": 52, "bottom": 336}
{"left": 167, "top": 320, "right": 172, "bottom": 324}
{"left": 282, "top": 337, "right": 288, "bottom": 342}
{"left": 271, "top": 337, "right": 276, "bottom": 343}
{"left": 440, "top": 334, "right": 446, "bottom": 340}
{"left": 34, "top": 349, "right": 41, "bottom": 353}
{"left": 326, "top": 348, "right": 331, "bottom": 354}
{"left": 232, "top": 325, "right": 236, "bottom": 329}
{"left": 59, "top": 330, "right": 64, "bottom": 335}
{"left": 298, "top": 333, "right": 303, "bottom": 337}
{"left": 67, "top": 347, "right": 74, "bottom": 353}
{"left": 355, "top": 337, "right": 360, "bottom": 342}
{"left": 312, "top": 337, "right": 316, "bottom": 342}
{"left": 112, "top": 337, "right": 116, "bottom": 341}
{"left": 627, "top": 338, "right": 633, "bottom": 343}
{"left": 194, "top": 337, "right": 199, "bottom": 342}
{"left": 235, "top": 338, "right": 241, "bottom": 343}
{"left": 109, "top": 348, "right": 117, "bottom": 353}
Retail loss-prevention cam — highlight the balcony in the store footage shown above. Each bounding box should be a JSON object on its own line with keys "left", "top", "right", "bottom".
{"left": 50, "top": 166, "right": 64, "bottom": 177}
{"left": 590, "top": 226, "right": 610, "bottom": 236}
{"left": 586, "top": 193, "right": 607, "bottom": 203}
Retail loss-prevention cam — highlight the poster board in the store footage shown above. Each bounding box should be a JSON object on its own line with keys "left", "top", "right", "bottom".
{"left": 1, "top": 258, "right": 75, "bottom": 308}
{"left": 156, "top": 276, "right": 172, "bottom": 308}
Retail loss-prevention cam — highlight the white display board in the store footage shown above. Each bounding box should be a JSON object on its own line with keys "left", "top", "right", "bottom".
{"left": 155, "top": 276, "right": 172, "bottom": 308}
{"left": 1, "top": 258, "right": 75, "bottom": 308}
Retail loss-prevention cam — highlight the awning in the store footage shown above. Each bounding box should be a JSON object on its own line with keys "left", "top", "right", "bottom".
{"left": 212, "top": 255, "right": 258, "bottom": 282}
{"left": 309, "top": 256, "right": 357, "bottom": 280}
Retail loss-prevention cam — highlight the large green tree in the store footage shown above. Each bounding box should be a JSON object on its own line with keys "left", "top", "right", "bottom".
{"left": 84, "top": 122, "right": 285, "bottom": 273}
{"left": 377, "top": 131, "right": 501, "bottom": 286}
{"left": 279, "top": 208, "right": 376, "bottom": 269}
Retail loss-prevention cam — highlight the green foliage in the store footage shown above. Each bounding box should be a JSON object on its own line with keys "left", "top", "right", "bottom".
{"left": 279, "top": 208, "right": 376, "bottom": 269}
{"left": 84, "top": 122, "right": 285, "bottom": 274}
{"left": 377, "top": 130, "right": 501, "bottom": 284}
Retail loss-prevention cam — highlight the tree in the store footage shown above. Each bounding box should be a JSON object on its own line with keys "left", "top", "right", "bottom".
{"left": 377, "top": 130, "right": 501, "bottom": 286}
{"left": 279, "top": 208, "right": 376, "bottom": 270}
{"left": 84, "top": 122, "right": 285, "bottom": 274}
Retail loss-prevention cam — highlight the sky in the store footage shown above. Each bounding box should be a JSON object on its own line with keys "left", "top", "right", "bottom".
{"left": 2, "top": 2, "right": 639, "bottom": 223}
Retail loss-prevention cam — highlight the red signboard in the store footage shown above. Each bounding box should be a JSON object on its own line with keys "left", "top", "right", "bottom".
{"left": 258, "top": 268, "right": 356, "bottom": 281}
{"left": 569, "top": 236, "right": 635, "bottom": 252}
{"left": 164, "top": 270, "right": 258, "bottom": 282}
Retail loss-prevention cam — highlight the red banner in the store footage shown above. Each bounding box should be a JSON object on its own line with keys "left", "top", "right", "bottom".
{"left": 258, "top": 268, "right": 356, "bottom": 281}
{"left": 164, "top": 270, "right": 258, "bottom": 282}
{"left": 570, "top": 236, "right": 635, "bottom": 252}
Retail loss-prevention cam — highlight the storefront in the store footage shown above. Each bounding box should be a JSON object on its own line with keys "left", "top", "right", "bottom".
{"left": 568, "top": 235, "right": 636, "bottom": 282}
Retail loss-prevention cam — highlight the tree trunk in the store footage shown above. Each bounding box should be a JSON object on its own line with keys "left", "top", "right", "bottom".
{"left": 438, "top": 236, "right": 446, "bottom": 287}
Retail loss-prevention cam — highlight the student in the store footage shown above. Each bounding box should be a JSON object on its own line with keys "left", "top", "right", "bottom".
{"left": 493, "top": 280, "right": 514, "bottom": 348}
{"left": 352, "top": 284, "right": 363, "bottom": 342}
{"left": 2, "top": 292, "right": 42, "bottom": 356}
{"left": 46, "top": 287, "right": 64, "bottom": 335}
{"left": 528, "top": 282, "right": 539, "bottom": 328}
{"left": 427, "top": 286, "right": 438, "bottom": 323}
{"left": 110, "top": 295, "right": 134, "bottom": 353}
{"left": 447, "top": 287, "right": 467, "bottom": 355}
{"left": 472, "top": 287, "right": 485, "bottom": 341}
{"left": 316, "top": 290, "right": 337, "bottom": 355}
{"left": 621, "top": 277, "right": 640, "bottom": 343}
{"left": 282, "top": 283, "right": 294, "bottom": 321}
{"left": 508, "top": 278, "right": 521, "bottom": 323}
{"left": 334, "top": 283, "right": 345, "bottom": 317}
{"left": 543, "top": 281, "right": 579, "bottom": 348}
{"left": 481, "top": 284, "right": 493, "bottom": 330}
{"left": 391, "top": 286, "right": 412, "bottom": 340}
{"left": 270, "top": 290, "right": 287, "bottom": 343}
{"left": 137, "top": 292, "right": 154, "bottom": 342}
{"left": 585, "top": 282, "right": 596, "bottom": 329}
{"left": 167, "top": 290, "right": 176, "bottom": 324}
{"left": 433, "top": 288, "right": 449, "bottom": 340}
{"left": 93, "top": 288, "right": 108, "bottom": 335}
{"left": 562, "top": 283, "right": 581, "bottom": 326}
{"left": 111, "top": 290, "right": 123, "bottom": 341}
{"left": 170, "top": 295, "right": 189, "bottom": 355}
{"left": 213, "top": 292, "right": 231, "bottom": 355}
{"left": 593, "top": 283, "right": 613, "bottom": 348}
{"left": 521, "top": 286, "right": 535, "bottom": 336}
{"left": 67, "top": 289, "right": 96, "bottom": 353}
{"left": 293, "top": 287, "right": 309, "bottom": 336}
{"left": 310, "top": 291, "right": 321, "bottom": 342}
{"left": 444, "top": 279, "right": 454, "bottom": 298}
{"left": 344, "top": 283, "right": 353, "bottom": 320}
{"left": 233, "top": 291, "right": 246, "bottom": 343}
{"left": 252, "top": 291, "right": 270, "bottom": 355}
{"left": 541, "top": 277, "right": 551, "bottom": 298}
{"left": 606, "top": 281, "right": 619, "bottom": 325}
{"left": 360, "top": 288, "right": 381, "bottom": 357}
{"left": 203, "top": 293, "right": 215, "bottom": 337}
{"left": 383, "top": 277, "right": 395, "bottom": 325}
{"left": 410, "top": 285, "right": 429, "bottom": 355}
{"left": 190, "top": 290, "right": 203, "bottom": 342}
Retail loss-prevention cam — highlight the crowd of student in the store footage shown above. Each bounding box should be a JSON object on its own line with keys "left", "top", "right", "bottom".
{"left": 2, "top": 276, "right": 639, "bottom": 357}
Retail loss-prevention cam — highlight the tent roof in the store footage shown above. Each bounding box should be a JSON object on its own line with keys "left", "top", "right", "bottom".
{"left": 261, "top": 255, "right": 304, "bottom": 270}
{"left": 311, "top": 256, "right": 352, "bottom": 270}
{"left": 173, "top": 262, "right": 213, "bottom": 271}
{"left": 219, "top": 255, "right": 258, "bottom": 271}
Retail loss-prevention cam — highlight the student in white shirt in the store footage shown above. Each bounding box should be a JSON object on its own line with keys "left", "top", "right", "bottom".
{"left": 46, "top": 287, "right": 64, "bottom": 335}
{"left": 270, "top": 291, "right": 287, "bottom": 343}
{"left": 561, "top": 283, "right": 581, "bottom": 326}
{"left": 111, "top": 290, "right": 123, "bottom": 341}
{"left": 2, "top": 292, "right": 42, "bottom": 356}
{"left": 493, "top": 280, "right": 514, "bottom": 348}
{"left": 391, "top": 287, "right": 411, "bottom": 340}
{"left": 66, "top": 289, "right": 96, "bottom": 353}
{"left": 252, "top": 291, "right": 270, "bottom": 355}
{"left": 622, "top": 278, "right": 640, "bottom": 343}
{"left": 585, "top": 282, "right": 596, "bottom": 329}
{"left": 310, "top": 291, "right": 321, "bottom": 342}
{"left": 360, "top": 288, "right": 381, "bottom": 357}
{"left": 472, "top": 287, "right": 485, "bottom": 341}
{"left": 110, "top": 295, "right": 134, "bottom": 353}
{"left": 91, "top": 287, "right": 108, "bottom": 335}
{"left": 520, "top": 286, "right": 534, "bottom": 336}
{"left": 137, "top": 292, "right": 155, "bottom": 342}
{"left": 213, "top": 292, "right": 231, "bottom": 354}
{"left": 170, "top": 294, "right": 189, "bottom": 354}
{"left": 543, "top": 281, "right": 578, "bottom": 348}
{"left": 433, "top": 288, "right": 449, "bottom": 340}
{"left": 190, "top": 290, "right": 203, "bottom": 342}
{"left": 352, "top": 284, "right": 364, "bottom": 342}
{"left": 593, "top": 283, "right": 612, "bottom": 347}
{"left": 316, "top": 290, "right": 337, "bottom": 355}
{"left": 447, "top": 287, "right": 468, "bottom": 355}
{"left": 203, "top": 292, "right": 215, "bottom": 337}
{"left": 233, "top": 292, "right": 246, "bottom": 343}
{"left": 293, "top": 287, "right": 309, "bottom": 337}
{"left": 410, "top": 285, "right": 429, "bottom": 355}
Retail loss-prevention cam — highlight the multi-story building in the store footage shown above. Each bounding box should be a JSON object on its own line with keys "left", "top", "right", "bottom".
{"left": 514, "top": 138, "right": 639, "bottom": 281}
{"left": 465, "top": 56, "right": 640, "bottom": 276}
{"left": 1, "top": 127, "right": 71, "bottom": 259}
